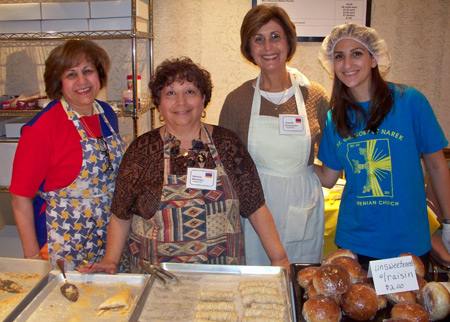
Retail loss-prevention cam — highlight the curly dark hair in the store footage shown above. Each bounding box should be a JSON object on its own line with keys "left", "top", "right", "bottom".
{"left": 149, "top": 57, "right": 213, "bottom": 109}
{"left": 44, "top": 40, "right": 110, "bottom": 100}
{"left": 240, "top": 4, "right": 297, "bottom": 65}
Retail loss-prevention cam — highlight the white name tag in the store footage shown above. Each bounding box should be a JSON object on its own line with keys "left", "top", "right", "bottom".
{"left": 186, "top": 168, "right": 217, "bottom": 190}
{"left": 279, "top": 114, "right": 305, "bottom": 135}
{"left": 368, "top": 256, "right": 419, "bottom": 295}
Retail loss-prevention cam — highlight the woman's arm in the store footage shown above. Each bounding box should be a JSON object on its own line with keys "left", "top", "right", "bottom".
{"left": 77, "top": 213, "right": 131, "bottom": 274}
{"left": 11, "top": 194, "right": 42, "bottom": 259}
{"left": 423, "top": 150, "right": 450, "bottom": 252}
{"left": 248, "top": 204, "right": 290, "bottom": 271}
{"left": 314, "top": 163, "right": 341, "bottom": 188}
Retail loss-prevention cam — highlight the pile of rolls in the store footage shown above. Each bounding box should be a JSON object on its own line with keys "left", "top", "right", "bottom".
{"left": 297, "top": 249, "right": 450, "bottom": 322}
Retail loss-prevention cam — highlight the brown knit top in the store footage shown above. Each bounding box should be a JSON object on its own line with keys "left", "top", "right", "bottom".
{"left": 219, "top": 79, "right": 330, "bottom": 166}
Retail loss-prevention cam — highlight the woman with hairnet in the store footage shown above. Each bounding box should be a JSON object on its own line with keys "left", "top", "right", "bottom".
{"left": 314, "top": 23, "right": 450, "bottom": 271}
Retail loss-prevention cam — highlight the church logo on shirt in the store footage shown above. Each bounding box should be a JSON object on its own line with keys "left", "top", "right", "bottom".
{"left": 347, "top": 139, "right": 393, "bottom": 198}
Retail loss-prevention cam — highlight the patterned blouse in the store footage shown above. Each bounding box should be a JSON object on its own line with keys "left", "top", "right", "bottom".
{"left": 111, "top": 125, "right": 265, "bottom": 220}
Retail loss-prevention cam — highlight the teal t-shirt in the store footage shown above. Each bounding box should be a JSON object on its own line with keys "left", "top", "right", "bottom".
{"left": 318, "top": 84, "right": 448, "bottom": 259}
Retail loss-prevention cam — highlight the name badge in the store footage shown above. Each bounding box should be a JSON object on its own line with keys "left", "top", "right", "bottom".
{"left": 279, "top": 114, "right": 305, "bottom": 135}
{"left": 368, "top": 256, "right": 419, "bottom": 295}
{"left": 186, "top": 168, "right": 217, "bottom": 190}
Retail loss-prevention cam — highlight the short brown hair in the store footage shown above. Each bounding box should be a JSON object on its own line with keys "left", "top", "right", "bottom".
{"left": 240, "top": 5, "right": 297, "bottom": 65}
{"left": 149, "top": 57, "right": 213, "bottom": 109}
{"left": 44, "top": 40, "right": 110, "bottom": 100}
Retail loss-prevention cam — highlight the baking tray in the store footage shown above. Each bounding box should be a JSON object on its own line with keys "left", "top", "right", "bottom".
{"left": 14, "top": 272, "right": 151, "bottom": 322}
{"left": 139, "top": 263, "right": 294, "bottom": 322}
{"left": 0, "top": 257, "right": 52, "bottom": 322}
{"left": 291, "top": 263, "right": 392, "bottom": 322}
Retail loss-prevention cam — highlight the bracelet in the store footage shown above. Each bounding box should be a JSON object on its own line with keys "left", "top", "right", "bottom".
{"left": 26, "top": 252, "right": 41, "bottom": 260}
{"left": 443, "top": 219, "right": 450, "bottom": 224}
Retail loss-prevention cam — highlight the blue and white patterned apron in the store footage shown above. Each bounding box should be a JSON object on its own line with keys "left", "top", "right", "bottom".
{"left": 40, "top": 100, "right": 125, "bottom": 270}
{"left": 124, "top": 124, "right": 244, "bottom": 273}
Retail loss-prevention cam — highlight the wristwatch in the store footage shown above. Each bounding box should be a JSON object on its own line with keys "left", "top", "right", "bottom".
{"left": 444, "top": 219, "right": 450, "bottom": 224}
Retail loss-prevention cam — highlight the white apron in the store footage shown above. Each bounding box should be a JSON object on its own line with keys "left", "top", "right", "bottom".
{"left": 245, "top": 67, "right": 324, "bottom": 265}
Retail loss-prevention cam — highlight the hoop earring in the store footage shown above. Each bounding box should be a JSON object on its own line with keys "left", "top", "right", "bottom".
{"left": 201, "top": 110, "right": 206, "bottom": 118}
{"left": 159, "top": 114, "right": 165, "bottom": 123}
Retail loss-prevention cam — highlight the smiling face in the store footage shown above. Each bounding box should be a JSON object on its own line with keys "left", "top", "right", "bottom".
{"left": 61, "top": 57, "right": 101, "bottom": 114}
{"left": 159, "top": 79, "right": 205, "bottom": 131}
{"left": 250, "top": 19, "right": 288, "bottom": 73}
{"left": 333, "top": 39, "right": 378, "bottom": 102}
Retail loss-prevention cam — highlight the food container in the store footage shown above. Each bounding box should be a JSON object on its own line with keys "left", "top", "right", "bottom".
{"left": 0, "top": 257, "right": 53, "bottom": 322}
{"left": 291, "top": 263, "right": 392, "bottom": 322}
{"left": 14, "top": 272, "right": 151, "bottom": 322}
{"left": 139, "top": 263, "right": 294, "bottom": 322}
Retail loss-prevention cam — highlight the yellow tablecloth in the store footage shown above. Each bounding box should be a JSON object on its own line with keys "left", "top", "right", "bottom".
{"left": 323, "top": 193, "right": 441, "bottom": 258}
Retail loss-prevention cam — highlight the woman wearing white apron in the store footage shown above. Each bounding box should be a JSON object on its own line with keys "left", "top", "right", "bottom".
{"left": 219, "top": 5, "right": 329, "bottom": 264}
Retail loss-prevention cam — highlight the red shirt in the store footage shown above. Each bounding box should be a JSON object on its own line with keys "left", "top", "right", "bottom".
{"left": 10, "top": 100, "right": 108, "bottom": 197}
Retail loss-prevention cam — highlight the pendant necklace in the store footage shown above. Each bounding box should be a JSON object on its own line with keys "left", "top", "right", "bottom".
{"left": 169, "top": 128, "right": 209, "bottom": 168}
{"left": 263, "top": 89, "right": 288, "bottom": 109}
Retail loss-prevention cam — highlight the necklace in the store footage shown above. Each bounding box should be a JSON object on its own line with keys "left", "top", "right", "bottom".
{"left": 80, "top": 116, "right": 100, "bottom": 138}
{"left": 169, "top": 128, "right": 209, "bottom": 168}
{"left": 263, "top": 88, "right": 288, "bottom": 107}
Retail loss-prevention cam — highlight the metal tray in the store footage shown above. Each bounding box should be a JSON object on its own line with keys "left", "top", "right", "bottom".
{"left": 14, "top": 272, "right": 151, "bottom": 322}
{"left": 291, "top": 263, "right": 392, "bottom": 322}
{"left": 0, "top": 257, "right": 52, "bottom": 322}
{"left": 139, "top": 263, "right": 294, "bottom": 322}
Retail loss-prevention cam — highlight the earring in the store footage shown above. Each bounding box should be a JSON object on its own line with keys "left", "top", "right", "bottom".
{"left": 201, "top": 110, "right": 206, "bottom": 118}
{"left": 159, "top": 114, "right": 165, "bottom": 123}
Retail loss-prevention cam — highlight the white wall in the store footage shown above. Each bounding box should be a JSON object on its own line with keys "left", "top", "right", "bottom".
{"left": 152, "top": 0, "right": 450, "bottom": 141}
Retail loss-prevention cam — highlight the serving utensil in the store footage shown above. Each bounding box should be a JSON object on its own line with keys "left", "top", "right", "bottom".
{"left": 56, "top": 258, "right": 79, "bottom": 302}
{"left": 138, "top": 258, "right": 178, "bottom": 287}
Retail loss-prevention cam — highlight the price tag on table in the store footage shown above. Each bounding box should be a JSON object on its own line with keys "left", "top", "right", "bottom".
{"left": 368, "top": 256, "right": 419, "bottom": 295}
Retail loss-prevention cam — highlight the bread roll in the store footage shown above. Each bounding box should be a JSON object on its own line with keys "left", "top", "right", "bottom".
{"left": 322, "top": 249, "right": 358, "bottom": 265}
{"left": 386, "top": 290, "right": 416, "bottom": 304}
{"left": 390, "top": 302, "right": 430, "bottom": 322}
{"left": 297, "top": 266, "right": 319, "bottom": 289}
{"left": 330, "top": 256, "right": 363, "bottom": 284}
{"left": 415, "top": 275, "right": 428, "bottom": 296}
{"left": 398, "top": 253, "right": 426, "bottom": 278}
{"left": 377, "top": 294, "right": 387, "bottom": 310}
{"left": 312, "top": 264, "right": 351, "bottom": 296}
{"left": 382, "top": 319, "right": 412, "bottom": 322}
{"left": 302, "top": 295, "right": 342, "bottom": 322}
{"left": 418, "top": 281, "right": 450, "bottom": 321}
{"left": 340, "top": 283, "right": 378, "bottom": 321}
{"left": 306, "top": 280, "right": 318, "bottom": 299}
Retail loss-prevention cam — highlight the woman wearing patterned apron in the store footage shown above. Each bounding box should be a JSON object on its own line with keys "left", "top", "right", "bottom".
{"left": 219, "top": 5, "right": 329, "bottom": 265}
{"left": 79, "top": 57, "right": 289, "bottom": 275}
{"left": 11, "top": 40, "right": 125, "bottom": 270}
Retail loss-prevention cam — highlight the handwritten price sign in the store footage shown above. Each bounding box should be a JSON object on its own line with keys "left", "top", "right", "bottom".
{"left": 368, "top": 256, "right": 419, "bottom": 295}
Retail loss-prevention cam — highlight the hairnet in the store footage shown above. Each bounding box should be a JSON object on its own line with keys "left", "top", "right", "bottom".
{"left": 318, "top": 23, "right": 391, "bottom": 77}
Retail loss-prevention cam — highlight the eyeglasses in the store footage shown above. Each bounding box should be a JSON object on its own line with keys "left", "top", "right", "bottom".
{"left": 251, "top": 31, "right": 285, "bottom": 46}
{"left": 79, "top": 216, "right": 104, "bottom": 269}
{"left": 97, "top": 136, "right": 114, "bottom": 173}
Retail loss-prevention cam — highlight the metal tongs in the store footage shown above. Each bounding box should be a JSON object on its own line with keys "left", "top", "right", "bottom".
{"left": 138, "top": 258, "right": 178, "bottom": 286}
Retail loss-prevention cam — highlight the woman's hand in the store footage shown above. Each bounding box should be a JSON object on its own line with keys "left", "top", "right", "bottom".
{"left": 270, "top": 257, "right": 291, "bottom": 273}
{"left": 76, "top": 260, "right": 118, "bottom": 275}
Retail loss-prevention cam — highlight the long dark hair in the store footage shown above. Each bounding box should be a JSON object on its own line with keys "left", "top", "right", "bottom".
{"left": 331, "top": 65, "right": 396, "bottom": 138}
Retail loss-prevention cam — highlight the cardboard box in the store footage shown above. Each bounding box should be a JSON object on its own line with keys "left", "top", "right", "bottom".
{"left": 41, "top": 2, "right": 90, "bottom": 20}
{"left": 0, "top": 21, "right": 41, "bottom": 33}
{"left": 89, "top": 17, "right": 131, "bottom": 31}
{"left": 5, "top": 117, "right": 33, "bottom": 138}
{"left": 0, "top": 3, "right": 41, "bottom": 21}
{"left": 42, "top": 19, "right": 89, "bottom": 32}
{"left": 90, "top": 0, "right": 130, "bottom": 18}
{"left": 90, "top": 0, "right": 148, "bottom": 20}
